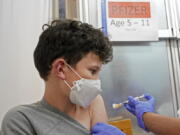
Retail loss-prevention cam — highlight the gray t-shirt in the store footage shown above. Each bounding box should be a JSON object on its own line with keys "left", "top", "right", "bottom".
{"left": 0, "top": 99, "right": 90, "bottom": 135}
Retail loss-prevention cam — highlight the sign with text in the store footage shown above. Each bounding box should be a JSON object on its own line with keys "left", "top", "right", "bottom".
{"left": 101, "top": 0, "right": 158, "bottom": 41}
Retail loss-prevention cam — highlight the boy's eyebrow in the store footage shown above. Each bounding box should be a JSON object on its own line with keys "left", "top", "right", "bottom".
{"left": 89, "top": 65, "right": 101, "bottom": 70}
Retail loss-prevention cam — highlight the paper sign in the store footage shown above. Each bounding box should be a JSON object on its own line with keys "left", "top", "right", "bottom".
{"left": 108, "top": 2, "right": 151, "bottom": 18}
{"left": 101, "top": 0, "right": 158, "bottom": 41}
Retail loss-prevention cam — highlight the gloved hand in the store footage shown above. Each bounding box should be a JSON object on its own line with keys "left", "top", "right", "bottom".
{"left": 124, "top": 93, "right": 155, "bottom": 131}
{"left": 91, "top": 123, "right": 126, "bottom": 135}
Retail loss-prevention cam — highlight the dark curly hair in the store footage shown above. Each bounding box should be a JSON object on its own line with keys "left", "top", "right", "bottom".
{"left": 34, "top": 19, "right": 112, "bottom": 80}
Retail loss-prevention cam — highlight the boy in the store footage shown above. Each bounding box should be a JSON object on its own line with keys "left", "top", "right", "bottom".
{"left": 1, "top": 19, "right": 113, "bottom": 135}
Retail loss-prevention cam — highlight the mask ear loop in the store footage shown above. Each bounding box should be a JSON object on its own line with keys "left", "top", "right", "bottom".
{"left": 56, "top": 63, "right": 72, "bottom": 89}
{"left": 63, "top": 62, "right": 82, "bottom": 89}
{"left": 64, "top": 80, "right": 71, "bottom": 89}
{"left": 65, "top": 62, "right": 82, "bottom": 79}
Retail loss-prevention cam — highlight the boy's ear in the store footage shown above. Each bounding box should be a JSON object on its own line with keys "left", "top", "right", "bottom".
{"left": 52, "top": 59, "right": 66, "bottom": 80}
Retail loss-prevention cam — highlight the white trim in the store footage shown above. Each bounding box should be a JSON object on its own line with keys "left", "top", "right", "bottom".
{"left": 169, "top": 0, "right": 177, "bottom": 37}
{"left": 173, "top": 40, "right": 180, "bottom": 110}
{"left": 172, "top": 40, "right": 180, "bottom": 115}
{"left": 163, "top": 0, "right": 174, "bottom": 37}
{"left": 167, "top": 40, "right": 178, "bottom": 117}
{"left": 172, "top": 0, "right": 180, "bottom": 38}
{"left": 97, "top": 0, "right": 102, "bottom": 28}
{"left": 179, "top": 40, "right": 180, "bottom": 53}
{"left": 83, "top": 0, "right": 89, "bottom": 23}
{"left": 77, "top": 0, "right": 83, "bottom": 22}
{"left": 48, "top": 0, "right": 53, "bottom": 22}
{"left": 158, "top": 29, "right": 173, "bottom": 38}
{"left": 175, "top": 0, "right": 180, "bottom": 38}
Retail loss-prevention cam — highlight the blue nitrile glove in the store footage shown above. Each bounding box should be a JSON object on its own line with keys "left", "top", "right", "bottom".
{"left": 124, "top": 93, "right": 155, "bottom": 131}
{"left": 91, "top": 123, "right": 126, "bottom": 135}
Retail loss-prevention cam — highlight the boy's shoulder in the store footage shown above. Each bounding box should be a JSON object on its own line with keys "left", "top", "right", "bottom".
{"left": 3, "top": 101, "right": 41, "bottom": 119}
{"left": 0, "top": 102, "right": 40, "bottom": 135}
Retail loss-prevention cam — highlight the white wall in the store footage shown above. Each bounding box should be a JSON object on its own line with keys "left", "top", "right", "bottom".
{"left": 0, "top": 0, "right": 50, "bottom": 125}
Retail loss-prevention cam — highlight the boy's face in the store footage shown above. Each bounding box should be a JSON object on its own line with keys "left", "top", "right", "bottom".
{"left": 65, "top": 52, "right": 102, "bottom": 85}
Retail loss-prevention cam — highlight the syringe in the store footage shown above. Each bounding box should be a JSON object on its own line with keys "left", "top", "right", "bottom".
{"left": 112, "top": 95, "right": 145, "bottom": 109}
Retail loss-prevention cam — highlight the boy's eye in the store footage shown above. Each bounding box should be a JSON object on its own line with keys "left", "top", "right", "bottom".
{"left": 90, "top": 69, "right": 97, "bottom": 74}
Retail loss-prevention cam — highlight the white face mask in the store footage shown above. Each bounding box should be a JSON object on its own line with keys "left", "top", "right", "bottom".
{"left": 64, "top": 64, "right": 102, "bottom": 108}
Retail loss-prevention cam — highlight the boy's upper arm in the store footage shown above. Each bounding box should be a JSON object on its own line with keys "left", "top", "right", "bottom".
{"left": 90, "top": 95, "right": 108, "bottom": 126}
{"left": 0, "top": 107, "right": 34, "bottom": 135}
